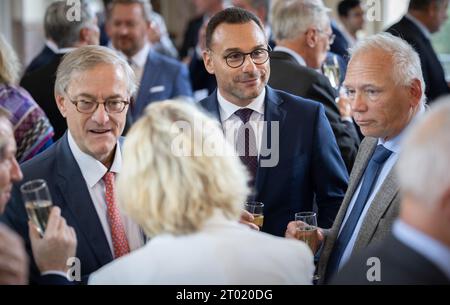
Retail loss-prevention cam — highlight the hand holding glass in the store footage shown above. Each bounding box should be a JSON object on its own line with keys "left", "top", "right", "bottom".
{"left": 244, "top": 202, "right": 264, "bottom": 229}
{"left": 294, "top": 212, "right": 319, "bottom": 252}
{"left": 20, "top": 179, "right": 53, "bottom": 237}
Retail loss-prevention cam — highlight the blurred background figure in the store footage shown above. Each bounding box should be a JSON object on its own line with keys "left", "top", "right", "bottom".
{"left": 106, "top": 0, "right": 192, "bottom": 126}
{"left": 0, "top": 34, "right": 54, "bottom": 163}
{"left": 269, "top": 0, "right": 360, "bottom": 173}
{"left": 89, "top": 100, "right": 315, "bottom": 285}
{"left": 386, "top": 0, "right": 450, "bottom": 103}
{"left": 333, "top": 97, "right": 450, "bottom": 285}
{"left": 331, "top": 0, "right": 366, "bottom": 61}
{"left": 20, "top": 0, "right": 100, "bottom": 141}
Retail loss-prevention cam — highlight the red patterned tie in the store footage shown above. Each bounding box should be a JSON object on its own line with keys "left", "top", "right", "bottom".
{"left": 103, "top": 172, "right": 130, "bottom": 258}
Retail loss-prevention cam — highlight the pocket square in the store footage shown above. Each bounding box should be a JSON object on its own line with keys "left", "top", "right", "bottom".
{"left": 150, "top": 86, "right": 165, "bottom": 93}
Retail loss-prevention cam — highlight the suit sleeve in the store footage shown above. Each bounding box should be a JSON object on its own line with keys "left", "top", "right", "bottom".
{"left": 311, "top": 104, "right": 349, "bottom": 229}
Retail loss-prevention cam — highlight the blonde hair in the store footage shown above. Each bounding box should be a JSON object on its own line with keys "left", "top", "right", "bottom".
{"left": 117, "top": 100, "right": 251, "bottom": 237}
{"left": 0, "top": 34, "right": 21, "bottom": 85}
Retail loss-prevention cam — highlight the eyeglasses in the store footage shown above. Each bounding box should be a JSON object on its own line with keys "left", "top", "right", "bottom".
{"left": 315, "top": 28, "right": 336, "bottom": 45}
{"left": 66, "top": 95, "right": 130, "bottom": 114}
{"left": 216, "top": 46, "right": 272, "bottom": 68}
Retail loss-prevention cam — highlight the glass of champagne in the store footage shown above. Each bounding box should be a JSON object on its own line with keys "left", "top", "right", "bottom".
{"left": 294, "top": 212, "right": 318, "bottom": 250}
{"left": 322, "top": 54, "right": 341, "bottom": 90}
{"left": 20, "top": 179, "right": 53, "bottom": 237}
{"left": 244, "top": 201, "right": 264, "bottom": 229}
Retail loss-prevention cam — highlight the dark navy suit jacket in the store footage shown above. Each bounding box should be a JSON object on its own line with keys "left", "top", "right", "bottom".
{"left": 24, "top": 45, "right": 57, "bottom": 74}
{"left": 386, "top": 16, "right": 450, "bottom": 102}
{"left": 1, "top": 134, "right": 119, "bottom": 284}
{"left": 131, "top": 50, "right": 193, "bottom": 122}
{"left": 199, "top": 86, "right": 349, "bottom": 236}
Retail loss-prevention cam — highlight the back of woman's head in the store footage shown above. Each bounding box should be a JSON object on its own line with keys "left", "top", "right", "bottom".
{"left": 117, "top": 100, "right": 251, "bottom": 237}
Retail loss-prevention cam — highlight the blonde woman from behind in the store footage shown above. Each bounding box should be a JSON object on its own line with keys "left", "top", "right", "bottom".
{"left": 89, "top": 100, "right": 314, "bottom": 285}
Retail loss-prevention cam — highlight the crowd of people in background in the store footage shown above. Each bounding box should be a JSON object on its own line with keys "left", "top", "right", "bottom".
{"left": 0, "top": 0, "right": 449, "bottom": 285}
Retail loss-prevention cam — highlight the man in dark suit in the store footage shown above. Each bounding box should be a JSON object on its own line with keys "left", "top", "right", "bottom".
{"left": 200, "top": 7, "right": 348, "bottom": 237}
{"left": 386, "top": 0, "right": 450, "bottom": 103}
{"left": 285, "top": 32, "right": 426, "bottom": 283}
{"left": 269, "top": 0, "right": 360, "bottom": 173}
{"left": 3, "top": 46, "right": 144, "bottom": 284}
{"left": 0, "top": 109, "right": 76, "bottom": 285}
{"left": 24, "top": 43, "right": 57, "bottom": 75}
{"left": 333, "top": 98, "right": 450, "bottom": 285}
{"left": 20, "top": 1, "right": 100, "bottom": 140}
{"left": 107, "top": 0, "right": 193, "bottom": 123}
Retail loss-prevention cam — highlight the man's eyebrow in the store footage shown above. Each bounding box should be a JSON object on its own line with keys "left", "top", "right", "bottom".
{"left": 73, "top": 93, "right": 125, "bottom": 100}
{"left": 223, "top": 45, "right": 267, "bottom": 54}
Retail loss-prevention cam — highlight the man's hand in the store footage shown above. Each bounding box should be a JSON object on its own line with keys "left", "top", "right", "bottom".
{"left": 239, "top": 210, "right": 260, "bottom": 231}
{"left": 29, "top": 206, "right": 77, "bottom": 273}
{"left": 285, "top": 221, "right": 324, "bottom": 254}
{"left": 336, "top": 96, "right": 352, "bottom": 119}
{"left": 0, "top": 224, "right": 28, "bottom": 285}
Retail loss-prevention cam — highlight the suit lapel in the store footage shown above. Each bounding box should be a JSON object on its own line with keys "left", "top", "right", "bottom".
{"left": 133, "top": 51, "right": 161, "bottom": 118}
{"left": 353, "top": 168, "right": 398, "bottom": 251}
{"left": 55, "top": 135, "right": 113, "bottom": 266}
{"left": 254, "top": 87, "right": 286, "bottom": 198}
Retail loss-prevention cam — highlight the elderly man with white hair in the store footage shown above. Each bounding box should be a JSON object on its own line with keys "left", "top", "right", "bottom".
{"left": 333, "top": 97, "right": 450, "bottom": 284}
{"left": 285, "top": 32, "right": 426, "bottom": 283}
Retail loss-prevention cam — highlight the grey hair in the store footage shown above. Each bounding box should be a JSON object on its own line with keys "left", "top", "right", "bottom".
{"left": 0, "top": 108, "right": 11, "bottom": 161}
{"left": 0, "top": 34, "right": 21, "bottom": 85}
{"left": 349, "top": 32, "right": 426, "bottom": 105}
{"left": 397, "top": 96, "right": 450, "bottom": 206}
{"left": 271, "top": 0, "right": 331, "bottom": 41}
{"left": 44, "top": 0, "right": 97, "bottom": 48}
{"left": 109, "top": 0, "right": 153, "bottom": 22}
{"left": 55, "top": 45, "right": 138, "bottom": 97}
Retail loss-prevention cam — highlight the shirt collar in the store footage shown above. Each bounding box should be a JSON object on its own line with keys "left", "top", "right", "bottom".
{"left": 67, "top": 131, "right": 122, "bottom": 188}
{"left": 405, "top": 14, "right": 432, "bottom": 40}
{"left": 273, "top": 46, "right": 307, "bottom": 67}
{"left": 55, "top": 47, "right": 77, "bottom": 55}
{"left": 378, "top": 104, "right": 426, "bottom": 153}
{"left": 394, "top": 220, "right": 450, "bottom": 280}
{"left": 45, "top": 40, "right": 59, "bottom": 53}
{"left": 129, "top": 42, "right": 151, "bottom": 68}
{"left": 217, "top": 88, "right": 266, "bottom": 122}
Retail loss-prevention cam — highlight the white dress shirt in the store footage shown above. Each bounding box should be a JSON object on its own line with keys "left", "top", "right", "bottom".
{"left": 217, "top": 89, "right": 265, "bottom": 156}
{"left": 393, "top": 220, "right": 450, "bottom": 280}
{"left": 67, "top": 131, "right": 144, "bottom": 256}
{"left": 123, "top": 42, "right": 151, "bottom": 82}
{"left": 89, "top": 209, "right": 315, "bottom": 285}
{"left": 338, "top": 105, "right": 426, "bottom": 269}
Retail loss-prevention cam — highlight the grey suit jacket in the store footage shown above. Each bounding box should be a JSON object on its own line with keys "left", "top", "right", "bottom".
{"left": 317, "top": 137, "right": 401, "bottom": 283}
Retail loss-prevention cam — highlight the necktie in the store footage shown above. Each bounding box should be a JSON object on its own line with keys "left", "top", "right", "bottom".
{"left": 234, "top": 108, "right": 258, "bottom": 185}
{"left": 103, "top": 172, "right": 130, "bottom": 258}
{"left": 326, "top": 144, "right": 393, "bottom": 279}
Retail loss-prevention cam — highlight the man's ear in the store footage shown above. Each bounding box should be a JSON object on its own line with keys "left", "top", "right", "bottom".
{"left": 55, "top": 94, "right": 68, "bottom": 118}
{"left": 305, "top": 28, "right": 318, "bottom": 48}
{"left": 202, "top": 50, "right": 215, "bottom": 75}
{"left": 409, "top": 79, "right": 423, "bottom": 108}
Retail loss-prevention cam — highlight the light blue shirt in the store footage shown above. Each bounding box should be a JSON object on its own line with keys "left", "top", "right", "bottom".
{"left": 393, "top": 220, "right": 450, "bottom": 280}
{"left": 338, "top": 105, "right": 425, "bottom": 269}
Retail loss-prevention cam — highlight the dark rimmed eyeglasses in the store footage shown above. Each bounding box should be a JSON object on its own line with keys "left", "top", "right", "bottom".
{"left": 66, "top": 95, "right": 130, "bottom": 114}
{"left": 212, "top": 46, "right": 272, "bottom": 68}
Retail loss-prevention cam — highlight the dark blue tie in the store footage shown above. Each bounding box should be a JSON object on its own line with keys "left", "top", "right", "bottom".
{"left": 326, "top": 144, "right": 393, "bottom": 279}
{"left": 234, "top": 108, "right": 258, "bottom": 185}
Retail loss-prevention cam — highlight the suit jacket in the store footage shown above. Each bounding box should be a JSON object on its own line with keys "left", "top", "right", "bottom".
{"left": 89, "top": 211, "right": 315, "bottom": 284}
{"left": 179, "top": 15, "right": 204, "bottom": 59}
{"left": 24, "top": 45, "right": 57, "bottom": 74}
{"left": 330, "top": 21, "right": 350, "bottom": 62}
{"left": 199, "top": 86, "right": 349, "bottom": 237}
{"left": 1, "top": 133, "right": 117, "bottom": 284}
{"left": 269, "top": 50, "right": 360, "bottom": 173}
{"left": 331, "top": 233, "right": 450, "bottom": 285}
{"left": 20, "top": 54, "right": 67, "bottom": 140}
{"left": 386, "top": 16, "right": 450, "bottom": 102}
{"left": 131, "top": 50, "right": 193, "bottom": 122}
{"left": 317, "top": 137, "right": 401, "bottom": 283}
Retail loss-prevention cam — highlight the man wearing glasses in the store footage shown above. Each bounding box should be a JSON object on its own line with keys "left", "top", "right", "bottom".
{"left": 3, "top": 46, "right": 144, "bottom": 284}
{"left": 200, "top": 7, "right": 349, "bottom": 237}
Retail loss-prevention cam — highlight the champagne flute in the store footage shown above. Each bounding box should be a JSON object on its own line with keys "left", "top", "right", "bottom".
{"left": 20, "top": 179, "right": 53, "bottom": 237}
{"left": 244, "top": 201, "right": 264, "bottom": 229}
{"left": 323, "top": 54, "right": 341, "bottom": 90}
{"left": 295, "top": 212, "right": 320, "bottom": 282}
